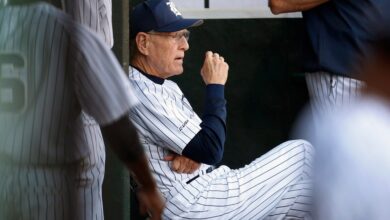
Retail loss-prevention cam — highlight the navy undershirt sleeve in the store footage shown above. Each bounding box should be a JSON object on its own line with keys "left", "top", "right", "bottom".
{"left": 182, "top": 84, "right": 227, "bottom": 165}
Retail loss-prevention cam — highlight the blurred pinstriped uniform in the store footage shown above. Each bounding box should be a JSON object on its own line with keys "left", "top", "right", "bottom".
{"left": 62, "top": 0, "right": 113, "bottom": 47}
{"left": 305, "top": 73, "right": 364, "bottom": 126}
{"left": 0, "top": 2, "right": 137, "bottom": 219}
{"left": 61, "top": 1, "right": 114, "bottom": 219}
{"left": 129, "top": 67, "right": 313, "bottom": 220}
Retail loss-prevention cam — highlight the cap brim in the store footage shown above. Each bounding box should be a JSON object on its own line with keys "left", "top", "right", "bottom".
{"left": 154, "top": 19, "right": 203, "bottom": 32}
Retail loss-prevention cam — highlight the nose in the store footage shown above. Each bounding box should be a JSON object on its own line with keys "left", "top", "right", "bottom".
{"left": 180, "top": 37, "right": 189, "bottom": 51}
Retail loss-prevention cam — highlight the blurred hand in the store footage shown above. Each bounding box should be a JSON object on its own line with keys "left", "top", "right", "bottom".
{"left": 164, "top": 153, "right": 201, "bottom": 174}
{"left": 200, "top": 51, "right": 229, "bottom": 85}
{"left": 137, "top": 187, "right": 165, "bottom": 220}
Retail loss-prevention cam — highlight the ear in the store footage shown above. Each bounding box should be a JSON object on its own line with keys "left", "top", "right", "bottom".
{"left": 135, "top": 33, "right": 150, "bottom": 56}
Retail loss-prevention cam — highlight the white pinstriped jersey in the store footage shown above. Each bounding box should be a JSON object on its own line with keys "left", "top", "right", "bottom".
{"left": 128, "top": 67, "right": 212, "bottom": 196}
{"left": 128, "top": 67, "right": 313, "bottom": 219}
{"left": 0, "top": 2, "right": 137, "bottom": 219}
{"left": 62, "top": 0, "right": 113, "bottom": 47}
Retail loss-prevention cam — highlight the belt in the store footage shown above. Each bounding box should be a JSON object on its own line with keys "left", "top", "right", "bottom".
{"left": 186, "top": 166, "right": 214, "bottom": 184}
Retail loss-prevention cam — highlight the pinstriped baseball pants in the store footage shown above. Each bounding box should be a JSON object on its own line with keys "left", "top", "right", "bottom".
{"left": 163, "top": 139, "right": 313, "bottom": 220}
{"left": 0, "top": 155, "right": 105, "bottom": 220}
{"left": 305, "top": 72, "right": 365, "bottom": 126}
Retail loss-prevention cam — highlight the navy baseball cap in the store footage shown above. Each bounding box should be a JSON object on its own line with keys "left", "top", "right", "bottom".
{"left": 130, "top": 0, "right": 203, "bottom": 38}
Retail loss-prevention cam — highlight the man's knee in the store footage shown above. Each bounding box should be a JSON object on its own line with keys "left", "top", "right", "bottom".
{"left": 280, "top": 139, "right": 314, "bottom": 172}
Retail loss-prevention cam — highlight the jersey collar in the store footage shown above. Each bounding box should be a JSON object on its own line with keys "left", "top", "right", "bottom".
{"left": 131, "top": 65, "right": 165, "bottom": 85}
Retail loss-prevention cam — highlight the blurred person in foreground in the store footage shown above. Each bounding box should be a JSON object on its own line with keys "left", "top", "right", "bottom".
{"left": 61, "top": 0, "right": 114, "bottom": 48}
{"left": 60, "top": 0, "right": 126, "bottom": 218}
{"left": 297, "top": 30, "right": 390, "bottom": 220}
{"left": 0, "top": 0, "right": 163, "bottom": 219}
{"left": 128, "top": 0, "right": 314, "bottom": 219}
{"left": 268, "top": 0, "right": 390, "bottom": 127}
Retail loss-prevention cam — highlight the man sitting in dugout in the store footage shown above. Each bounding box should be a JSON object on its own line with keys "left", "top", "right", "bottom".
{"left": 128, "top": 0, "right": 314, "bottom": 219}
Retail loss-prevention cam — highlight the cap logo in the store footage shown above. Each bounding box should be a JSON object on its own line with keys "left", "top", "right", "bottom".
{"left": 166, "top": 1, "right": 182, "bottom": 17}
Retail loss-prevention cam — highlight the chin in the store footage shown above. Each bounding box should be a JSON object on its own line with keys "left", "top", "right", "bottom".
{"left": 172, "top": 67, "right": 184, "bottom": 76}
{"left": 164, "top": 70, "right": 183, "bottom": 78}
{"left": 164, "top": 64, "right": 184, "bottom": 77}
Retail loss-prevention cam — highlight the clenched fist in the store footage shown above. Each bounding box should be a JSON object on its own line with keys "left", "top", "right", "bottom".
{"left": 200, "top": 51, "right": 229, "bottom": 85}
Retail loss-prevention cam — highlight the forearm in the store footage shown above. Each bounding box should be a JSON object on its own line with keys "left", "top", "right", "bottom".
{"left": 127, "top": 153, "right": 158, "bottom": 190}
{"left": 101, "top": 115, "right": 157, "bottom": 190}
{"left": 269, "top": 0, "right": 329, "bottom": 14}
{"left": 182, "top": 84, "right": 226, "bottom": 165}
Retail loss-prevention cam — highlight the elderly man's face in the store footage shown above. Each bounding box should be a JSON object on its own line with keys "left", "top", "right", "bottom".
{"left": 146, "top": 29, "right": 190, "bottom": 78}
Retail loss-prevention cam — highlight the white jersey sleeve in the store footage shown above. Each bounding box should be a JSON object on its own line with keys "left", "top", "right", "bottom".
{"left": 58, "top": 11, "right": 138, "bottom": 125}
{"left": 128, "top": 68, "right": 201, "bottom": 154}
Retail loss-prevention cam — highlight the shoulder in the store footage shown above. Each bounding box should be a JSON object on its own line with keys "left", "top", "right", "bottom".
{"left": 128, "top": 68, "right": 186, "bottom": 107}
{"left": 129, "top": 68, "right": 180, "bottom": 93}
{"left": 2, "top": 2, "right": 70, "bottom": 24}
{"left": 38, "top": 4, "right": 106, "bottom": 47}
{"left": 128, "top": 68, "right": 154, "bottom": 92}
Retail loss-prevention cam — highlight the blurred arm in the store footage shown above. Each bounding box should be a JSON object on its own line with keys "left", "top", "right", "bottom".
{"left": 268, "top": 0, "right": 329, "bottom": 14}
{"left": 101, "top": 115, "right": 164, "bottom": 219}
